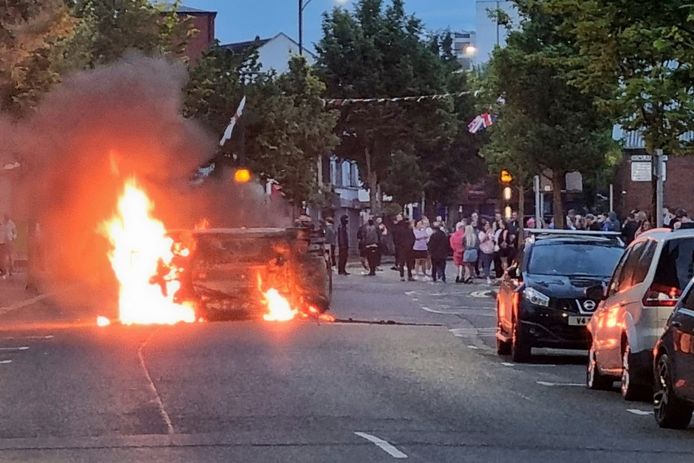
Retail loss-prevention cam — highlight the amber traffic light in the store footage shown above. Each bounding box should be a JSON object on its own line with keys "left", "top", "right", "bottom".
{"left": 500, "top": 169, "right": 513, "bottom": 184}
{"left": 234, "top": 168, "right": 251, "bottom": 183}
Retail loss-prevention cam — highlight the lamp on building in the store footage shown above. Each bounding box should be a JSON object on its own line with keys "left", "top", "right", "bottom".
{"left": 464, "top": 45, "right": 477, "bottom": 57}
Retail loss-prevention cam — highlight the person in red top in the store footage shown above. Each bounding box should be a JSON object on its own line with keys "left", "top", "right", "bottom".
{"left": 450, "top": 221, "right": 466, "bottom": 283}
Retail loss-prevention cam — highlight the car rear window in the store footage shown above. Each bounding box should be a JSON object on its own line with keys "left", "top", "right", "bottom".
{"left": 653, "top": 238, "right": 694, "bottom": 290}
{"left": 528, "top": 243, "right": 624, "bottom": 277}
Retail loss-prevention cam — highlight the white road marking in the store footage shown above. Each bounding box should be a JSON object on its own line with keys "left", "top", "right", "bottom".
{"left": 537, "top": 381, "right": 584, "bottom": 387}
{"left": 467, "top": 345, "right": 480, "bottom": 350}
{"left": 138, "top": 334, "right": 174, "bottom": 434}
{"left": 470, "top": 290, "right": 493, "bottom": 298}
{"left": 502, "top": 362, "right": 557, "bottom": 368}
{"left": 0, "top": 346, "right": 29, "bottom": 352}
{"left": 0, "top": 360, "right": 12, "bottom": 364}
{"left": 0, "top": 335, "right": 53, "bottom": 340}
{"left": 354, "top": 432, "right": 408, "bottom": 459}
{"left": 420, "top": 306, "right": 494, "bottom": 316}
{"left": 626, "top": 409, "right": 653, "bottom": 416}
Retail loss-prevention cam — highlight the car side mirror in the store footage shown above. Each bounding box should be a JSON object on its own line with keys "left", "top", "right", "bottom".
{"left": 585, "top": 284, "right": 606, "bottom": 301}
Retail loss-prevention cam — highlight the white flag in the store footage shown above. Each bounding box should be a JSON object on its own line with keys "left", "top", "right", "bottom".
{"left": 219, "top": 96, "right": 247, "bottom": 146}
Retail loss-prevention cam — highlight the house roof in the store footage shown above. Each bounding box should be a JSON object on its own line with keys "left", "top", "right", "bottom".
{"left": 221, "top": 33, "right": 317, "bottom": 59}
{"left": 157, "top": 2, "right": 217, "bottom": 15}
{"left": 221, "top": 37, "right": 272, "bottom": 53}
{"left": 613, "top": 125, "right": 694, "bottom": 150}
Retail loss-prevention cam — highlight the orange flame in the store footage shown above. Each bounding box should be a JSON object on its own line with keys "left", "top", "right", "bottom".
{"left": 101, "top": 178, "right": 196, "bottom": 325}
{"left": 262, "top": 288, "right": 297, "bottom": 322}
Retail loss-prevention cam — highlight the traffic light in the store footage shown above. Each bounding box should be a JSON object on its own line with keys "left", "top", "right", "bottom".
{"left": 234, "top": 168, "right": 251, "bottom": 183}
{"left": 500, "top": 169, "right": 513, "bottom": 184}
{"left": 500, "top": 169, "right": 513, "bottom": 219}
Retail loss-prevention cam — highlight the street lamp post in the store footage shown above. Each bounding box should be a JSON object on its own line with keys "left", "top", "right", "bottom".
{"left": 298, "top": 0, "right": 314, "bottom": 56}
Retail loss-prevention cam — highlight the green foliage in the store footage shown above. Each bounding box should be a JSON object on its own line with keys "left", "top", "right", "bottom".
{"left": 481, "top": 0, "right": 614, "bottom": 227}
{"left": 546, "top": 0, "right": 694, "bottom": 154}
{"left": 70, "top": 0, "right": 193, "bottom": 67}
{"left": 0, "top": 0, "right": 76, "bottom": 115}
{"left": 185, "top": 50, "right": 339, "bottom": 205}
{"left": 381, "top": 150, "right": 426, "bottom": 205}
{"left": 316, "top": 0, "right": 477, "bottom": 211}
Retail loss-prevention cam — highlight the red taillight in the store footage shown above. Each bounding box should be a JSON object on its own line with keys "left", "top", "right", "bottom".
{"left": 642, "top": 284, "right": 681, "bottom": 307}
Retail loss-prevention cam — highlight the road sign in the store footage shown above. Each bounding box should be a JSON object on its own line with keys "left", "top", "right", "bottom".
{"left": 630, "top": 154, "right": 651, "bottom": 162}
{"left": 631, "top": 162, "right": 651, "bottom": 182}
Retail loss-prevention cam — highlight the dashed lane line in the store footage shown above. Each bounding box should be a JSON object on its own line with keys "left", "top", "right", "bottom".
{"left": 626, "top": 409, "right": 653, "bottom": 416}
{"left": 0, "top": 360, "right": 12, "bottom": 364}
{"left": 0, "top": 335, "right": 53, "bottom": 341}
{"left": 354, "top": 432, "right": 408, "bottom": 459}
{"left": 0, "top": 347, "right": 29, "bottom": 352}
{"left": 537, "top": 381, "right": 584, "bottom": 387}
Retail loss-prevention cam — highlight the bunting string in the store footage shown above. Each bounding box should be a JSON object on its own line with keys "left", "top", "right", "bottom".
{"left": 322, "top": 91, "right": 472, "bottom": 107}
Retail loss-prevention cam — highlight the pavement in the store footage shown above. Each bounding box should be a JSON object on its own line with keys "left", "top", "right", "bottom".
{"left": 0, "top": 267, "right": 694, "bottom": 461}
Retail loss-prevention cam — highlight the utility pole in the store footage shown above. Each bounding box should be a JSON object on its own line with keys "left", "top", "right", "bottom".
{"left": 654, "top": 149, "right": 666, "bottom": 227}
{"left": 298, "top": 0, "right": 314, "bottom": 56}
{"left": 533, "top": 175, "right": 542, "bottom": 228}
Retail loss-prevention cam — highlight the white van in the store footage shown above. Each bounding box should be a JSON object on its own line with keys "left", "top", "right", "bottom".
{"left": 586, "top": 228, "right": 694, "bottom": 400}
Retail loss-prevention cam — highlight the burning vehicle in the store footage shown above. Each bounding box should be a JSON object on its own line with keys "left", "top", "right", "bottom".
{"left": 168, "top": 226, "right": 333, "bottom": 321}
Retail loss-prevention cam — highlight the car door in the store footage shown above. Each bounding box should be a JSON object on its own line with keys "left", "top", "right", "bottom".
{"left": 600, "top": 243, "right": 648, "bottom": 372}
{"left": 669, "top": 283, "right": 694, "bottom": 400}
{"left": 593, "top": 246, "right": 635, "bottom": 371}
{"left": 498, "top": 248, "right": 524, "bottom": 335}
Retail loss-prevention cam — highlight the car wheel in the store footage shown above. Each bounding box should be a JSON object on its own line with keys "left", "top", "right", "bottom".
{"left": 620, "top": 344, "right": 650, "bottom": 401}
{"left": 586, "top": 345, "right": 613, "bottom": 390}
{"left": 654, "top": 353, "right": 693, "bottom": 429}
{"left": 511, "top": 317, "right": 531, "bottom": 363}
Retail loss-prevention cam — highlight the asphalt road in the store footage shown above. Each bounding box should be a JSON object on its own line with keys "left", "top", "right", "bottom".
{"left": 1, "top": 269, "right": 694, "bottom": 462}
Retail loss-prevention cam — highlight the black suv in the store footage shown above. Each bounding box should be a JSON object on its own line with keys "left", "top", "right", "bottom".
{"left": 496, "top": 230, "right": 625, "bottom": 362}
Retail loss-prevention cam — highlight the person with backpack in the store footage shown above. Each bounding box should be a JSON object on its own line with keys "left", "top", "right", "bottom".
{"left": 361, "top": 218, "right": 381, "bottom": 276}
{"left": 462, "top": 224, "right": 479, "bottom": 283}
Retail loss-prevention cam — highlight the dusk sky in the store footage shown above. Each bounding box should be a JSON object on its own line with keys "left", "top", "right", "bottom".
{"left": 181, "top": 1, "right": 477, "bottom": 51}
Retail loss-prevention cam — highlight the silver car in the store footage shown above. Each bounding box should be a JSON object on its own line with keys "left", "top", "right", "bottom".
{"left": 586, "top": 228, "right": 694, "bottom": 400}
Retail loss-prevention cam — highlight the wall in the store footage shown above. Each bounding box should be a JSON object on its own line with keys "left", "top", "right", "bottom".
{"left": 615, "top": 151, "right": 694, "bottom": 216}
{"left": 182, "top": 13, "right": 216, "bottom": 63}
{"left": 258, "top": 34, "right": 316, "bottom": 74}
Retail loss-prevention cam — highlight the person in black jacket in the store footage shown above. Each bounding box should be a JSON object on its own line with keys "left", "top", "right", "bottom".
{"left": 337, "top": 215, "right": 350, "bottom": 275}
{"left": 392, "top": 214, "right": 415, "bottom": 281}
{"left": 428, "top": 222, "right": 451, "bottom": 283}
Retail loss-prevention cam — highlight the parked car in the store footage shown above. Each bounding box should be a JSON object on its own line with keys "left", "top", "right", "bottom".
{"left": 653, "top": 278, "right": 694, "bottom": 428}
{"left": 586, "top": 228, "right": 694, "bottom": 400}
{"left": 496, "top": 229, "right": 624, "bottom": 362}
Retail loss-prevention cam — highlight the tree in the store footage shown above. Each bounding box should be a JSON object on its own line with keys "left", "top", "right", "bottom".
{"left": 70, "top": 0, "right": 193, "bottom": 67}
{"left": 185, "top": 47, "right": 339, "bottom": 205}
{"left": 316, "top": 0, "right": 463, "bottom": 214}
{"left": 0, "top": 0, "right": 76, "bottom": 115}
{"left": 547, "top": 0, "right": 694, "bottom": 155}
{"left": 482, "top": 1, "right": 613, "bottom": 228}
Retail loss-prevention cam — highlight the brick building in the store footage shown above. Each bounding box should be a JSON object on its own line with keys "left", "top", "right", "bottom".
{"left": 613, "top": 129, "right": 694, "bottom": 217}
{"left": 174, "top": 5, "right": 216, "bottom": 63}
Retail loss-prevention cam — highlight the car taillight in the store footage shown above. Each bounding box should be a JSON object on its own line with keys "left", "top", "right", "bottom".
{"left": 642, "top": 284, "right": 681, "bottom": 307}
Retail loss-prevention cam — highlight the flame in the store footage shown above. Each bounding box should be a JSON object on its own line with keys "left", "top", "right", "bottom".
{"left": 194, "top": 218, "right": 210, "bottom": 231}
{"left": 96, "top": 316, "right": 111, "bottom": 327}
{"left": 262, "top": 288, "right": 297, "bottom": 322}
{"left": 101, "top": 178, "right": 196, "bottom": 325}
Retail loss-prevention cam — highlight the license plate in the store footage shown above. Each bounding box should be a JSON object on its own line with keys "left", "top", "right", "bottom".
{"left": 568, "top": 316, "right": 591, "bottom": 326}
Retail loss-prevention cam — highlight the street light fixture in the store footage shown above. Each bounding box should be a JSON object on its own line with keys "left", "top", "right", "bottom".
{"left": 298, "top": 0, "right": 315, "bottom": 56}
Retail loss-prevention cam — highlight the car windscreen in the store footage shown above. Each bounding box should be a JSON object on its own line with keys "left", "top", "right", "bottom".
{"left": 528, "top": 243, "right": 624, "bottom": 277}
{"left": 195, "top": 235, "right": 277, "bottom": 263}
{"left": 653, "top": 238, "right": 694, "bottom": 290}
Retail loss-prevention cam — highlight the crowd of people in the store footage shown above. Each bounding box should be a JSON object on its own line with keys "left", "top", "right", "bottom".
{"left": 327, "top": 211, "right": 522, "bottom": 285}
{"left": 321, "top": 205, "right": 693, "bottom": 285}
